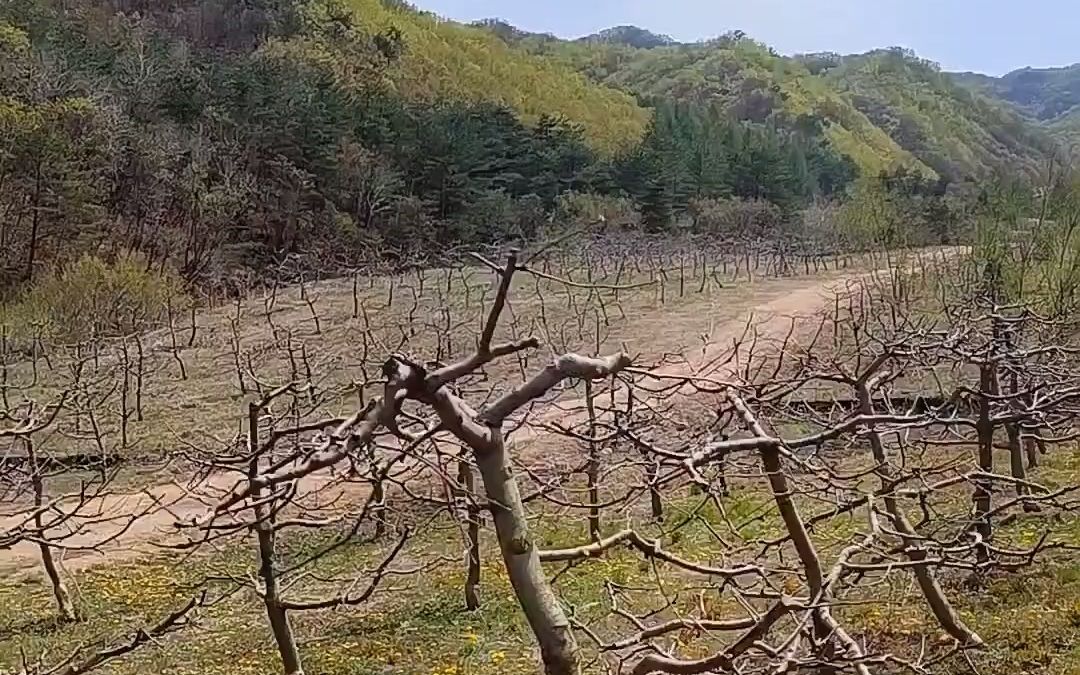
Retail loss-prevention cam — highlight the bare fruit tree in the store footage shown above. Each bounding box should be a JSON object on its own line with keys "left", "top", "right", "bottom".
{"left": 4, "top": 233, "right": 1079, "bottom": 675}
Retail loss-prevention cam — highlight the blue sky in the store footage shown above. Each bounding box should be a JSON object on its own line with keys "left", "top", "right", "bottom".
{"left": 412, "top": 0, "right": 1076, "bottom": 75}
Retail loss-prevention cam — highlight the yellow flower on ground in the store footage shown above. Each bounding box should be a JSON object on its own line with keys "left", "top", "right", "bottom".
{"left": 463, "top": 626, "right": 479, "bottom": 647}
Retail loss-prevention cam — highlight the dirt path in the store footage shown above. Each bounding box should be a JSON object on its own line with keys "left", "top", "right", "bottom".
{"left": 0, "top": 260, "right": 902, "bottom": 576}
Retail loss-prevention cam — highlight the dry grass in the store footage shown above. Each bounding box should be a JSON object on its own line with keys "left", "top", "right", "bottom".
{"left": 5, "top": 248, "right": 1077, "bottom": 675}
{"left": 3, "top": 252, "right": 885, "bottom": 467}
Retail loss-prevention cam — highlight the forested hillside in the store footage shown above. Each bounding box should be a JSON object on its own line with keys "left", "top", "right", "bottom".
{"left": 341, "top": 0, "right": 649, "bottom": 154}
{"left": 1049, "top": 108, "right": 1080, "bottom": 146}
{"left": 0, "top": 0, "right": 1065, "bottom": 297}
{"left": 952, "top": 64, "right": 1080, "bottom": 122}
{"left": 0, "top": 0, "right": 647, "bottom": 292}
{"left": 507, "top": 29, "right": 1065, "bottom": 182}
{"left": 0, "top": 0, "right": 866, "bottom": 294}
{"left": 819, "top": 50, "right": 1055, "bottom": 181}
{"left": 515, "top": 33, "right": 932, "bottom": 178}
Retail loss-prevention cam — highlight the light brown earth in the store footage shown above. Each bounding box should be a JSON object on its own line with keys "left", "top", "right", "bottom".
{"left": 0, "top": 252, "right": 937, "bottom": 575}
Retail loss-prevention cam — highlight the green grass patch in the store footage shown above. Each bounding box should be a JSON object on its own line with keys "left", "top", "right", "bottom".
{"left": 2, "top": 452, "right": 1079, "bottom": 674}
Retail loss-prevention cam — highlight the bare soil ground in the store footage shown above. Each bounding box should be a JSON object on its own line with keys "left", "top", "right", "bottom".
{"left": 0, "top": 255, "right": 914, "bottom": 576}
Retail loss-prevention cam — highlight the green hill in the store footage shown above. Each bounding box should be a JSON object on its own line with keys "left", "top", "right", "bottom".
{"left": 0, "top": 2, "right": 1065, "bottom": 295}
{"left": 516, "top": 34, "right": 933, "bottom": 178}
{"left": 1048, "top": 107, "right": 1080, "bottom": 148}
{"left": 822, "top": 49, "right": 1056, "bottom": 180}
{"left": 0, "top": 0, "right": 658, "bottom": 292}
{"left": 952, "top": 64, "right": 1080, "bottom": 122}
{"left": 339, "top": 0, "right": 650, "bottom": 154}
{"left": 950, "top": 64, "right": 1080, "bottom": 159}
{"left": 498, "top": 28, "right": 1060, "bottom": 181}
{"left": 577, "top": 25, "right": 676, "bottom": 49}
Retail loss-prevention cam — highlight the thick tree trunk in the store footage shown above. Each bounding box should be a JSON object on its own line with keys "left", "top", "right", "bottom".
{"left": 1024, "top": 436, "right": 1040, "bottom": 469}
{"left": 973, "top": 363, "right": 995, "bottom": 564}
{"left": 727, "top": 389, "right": 866, "bottom": 674}
{"left": 584, "top": 380, "right": 601, "bottom": 540}
{"left": 647, "top": 456, "right": 664, "bottom": 521}
{"left": 459, "top": 459, "right": 482, "bottom": 611}
{"left": 255, "top": 502, "right": 303, "bottom": 675}
{"left": 1004, "top": 361, "right": 1037, "bottom": 511}
{"left": 371, "top": 471, "right": 388, "bottom": 539}
{"left": 856, "top": 381, "right": 981, "bottom": 645}
{"left": 249, "top": 403, "right": 304, "bottom": 675}
{"left": 758, "top": 443, "right": 867, "bottom": 674}
{"left": 1006, "top": 423, "right": 1031, "bottom": 501}
{"left": 474, "top": 431, "right": 578, "bottom": 675}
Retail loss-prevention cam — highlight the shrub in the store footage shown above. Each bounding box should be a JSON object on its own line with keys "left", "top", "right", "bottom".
{"left": 3, "top": 253, "right": 187, "bottom": 345}
{"left": 688, "top": 197, "right": 783, "bottom": 240}
{"left": 553, "top": 192, "right": 643, "bottom": 232}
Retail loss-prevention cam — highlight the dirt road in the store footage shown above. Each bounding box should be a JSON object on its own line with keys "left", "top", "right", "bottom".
{"left": 0, "top": 259, "right": 906, "bottom": 576}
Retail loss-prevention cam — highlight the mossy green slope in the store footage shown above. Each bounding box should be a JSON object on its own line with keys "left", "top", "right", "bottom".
{"left": 826, "top": 50, "right": 1055, "bottom": 180}
{"left": 341, "top": 0, "right": 651, "bottom": 154}
{"left": 515, "top": 35, "right": 933, "bottom": 177}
